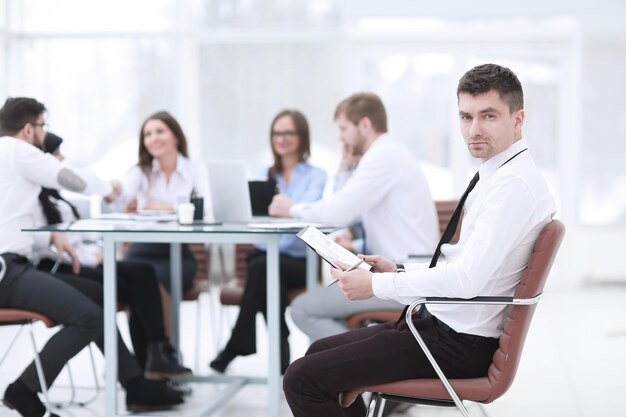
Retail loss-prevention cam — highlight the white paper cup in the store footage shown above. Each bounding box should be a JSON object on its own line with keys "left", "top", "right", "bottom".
{"left": 177, "top": 203, "right": 195, "bottom": 224}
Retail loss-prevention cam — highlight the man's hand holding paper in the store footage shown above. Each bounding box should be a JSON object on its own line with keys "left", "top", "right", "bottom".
{"left": 331, "top": 260, "right": 374, "bottom": 300}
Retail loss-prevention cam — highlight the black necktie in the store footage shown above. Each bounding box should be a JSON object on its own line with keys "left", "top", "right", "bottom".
{"left": 429, "top": 171, "right": 479, "bottom": 268}
{"left": 396, "top": 171, "right": 479, "bottom": 322}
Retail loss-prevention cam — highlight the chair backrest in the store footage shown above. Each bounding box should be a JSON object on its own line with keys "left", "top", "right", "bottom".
{"left": 219, "top": 244, "right": 254, "bottom": 305}
{"left": 484, "top": 219, "right": 565, "bottom": 402}
{"left": 220, "top": 243, "right": 309, "bottom": 306}
{"left": 186, "top": 243, "right": 211, "bottom": 299}
{"left": 434, "top": 200, "right": 461, "bottom": 243}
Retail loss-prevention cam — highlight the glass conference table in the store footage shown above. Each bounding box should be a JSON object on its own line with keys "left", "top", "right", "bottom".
{"left": 25, "top": 217, "right": 336, "bottom": 417}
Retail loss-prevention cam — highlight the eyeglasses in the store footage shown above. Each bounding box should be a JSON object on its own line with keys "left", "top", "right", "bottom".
{"left": 30, "top": 122, "right": 48, "bottom": 130}
{"left": 271, "top": 130, "right": 297, "bottom": 139}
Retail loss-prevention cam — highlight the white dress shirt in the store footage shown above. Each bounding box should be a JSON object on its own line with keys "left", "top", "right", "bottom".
{"left": 121, "top": 153, "right": 211, "bottom": 217}
{"left": 290, "top": 135, "right": 439, "bottom": 262}
{"left": 372, "top": 139, "right": 557, "bottom": 338}
{"left": 0, "top": 136, "right": 112, "bottom": 261}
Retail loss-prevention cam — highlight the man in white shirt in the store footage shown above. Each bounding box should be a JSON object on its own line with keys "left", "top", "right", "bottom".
{"left": 0, "top": 97, "right": 183, "bottom": 417}
{"left": 270, "top": 93, "right": 439, "bottom": 342}
{"left": 270, "top": 92, "right": 438, "bottom": 260}
{"left": 283, "top": 64, "right": 557, "bottom": 417}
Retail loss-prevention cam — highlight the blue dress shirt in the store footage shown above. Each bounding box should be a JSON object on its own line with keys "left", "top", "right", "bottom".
{"left": 257, "top": 162, "right": 326, "bottom": 258}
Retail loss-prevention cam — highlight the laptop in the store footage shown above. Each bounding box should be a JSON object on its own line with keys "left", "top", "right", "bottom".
{"left": 207, "top": 161, "right": 254, "bottom": 223}
{"left": 208, "top": 161, "right": 313, "bottom": 228}
{"left": 249, "top": 179, "right": 278, "bottom": 216}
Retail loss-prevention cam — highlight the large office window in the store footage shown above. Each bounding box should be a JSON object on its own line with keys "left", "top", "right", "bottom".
{"left": 2, "top": 0, "right": 626, "bottom": 224}
{"left": 9, "top": 38, "right": 177, "bottom": 178}
{"left": 9, "top": 0, "right": 177, "bottom": 33}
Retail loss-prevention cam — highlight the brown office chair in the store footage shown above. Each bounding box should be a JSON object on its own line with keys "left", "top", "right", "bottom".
{"left": 219, "top": 244, "right": 255, "bottom": 306}
{"left": 158, "top": 243, "right": 211, "bottom": 335}
{"left": 339, "top": 219, "right": 565, "bottom": 417}
{"left": 346, "top": 200, "right": 460, "bottom": 329}
{"left": 219, "top": 244, "right": 307, "bottom": 306}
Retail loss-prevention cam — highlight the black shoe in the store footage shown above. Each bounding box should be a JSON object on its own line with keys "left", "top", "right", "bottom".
{"left": 2, "top": 379, "right": 60, "bottom": 417}
{"left": 209, "top": 348, "right": 238, "bottom": 374}
{"left": 167, "top": 380, "right": 193, "bottom": 397}
{"left": 125, "top": 376, "right": 184, "bottom": 412}
{"left": 144, "top": 341, "right": 193, "bottom": 381}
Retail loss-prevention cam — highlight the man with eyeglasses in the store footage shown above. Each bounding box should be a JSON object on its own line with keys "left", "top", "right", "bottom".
{"left": 0, "top": 97, "right": 184, "bottom": 417}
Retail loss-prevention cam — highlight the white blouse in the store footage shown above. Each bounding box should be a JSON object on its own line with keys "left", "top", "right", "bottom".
{"left": 121, "top": 153, "right": 211, "bottom": 217}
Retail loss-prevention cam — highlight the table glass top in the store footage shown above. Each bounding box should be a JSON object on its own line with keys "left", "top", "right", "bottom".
{"left": 23, "top": 217, "right": 340, "bottom": 234}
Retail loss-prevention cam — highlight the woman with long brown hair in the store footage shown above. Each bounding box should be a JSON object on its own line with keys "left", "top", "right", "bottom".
{"left": 210, "top": 109, "right": 326, "bottom": 374}
{"left": 120, "top": 110, "right": 210, "bottom": 292}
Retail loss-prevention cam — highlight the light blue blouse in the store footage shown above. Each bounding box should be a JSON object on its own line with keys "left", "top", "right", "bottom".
{"left": 257, "top": 161, "right": 326, "bottom": 258}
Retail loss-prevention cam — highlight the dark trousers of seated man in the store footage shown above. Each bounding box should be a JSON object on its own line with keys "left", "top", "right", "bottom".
{"left": 283, "top": 308, "right": 500, "bottom": 417}
{"left": 36, "top": 258, "right": 166, "bottom": 367}
{"left": 0, "top": 254, "right": 142, "bottom": 392}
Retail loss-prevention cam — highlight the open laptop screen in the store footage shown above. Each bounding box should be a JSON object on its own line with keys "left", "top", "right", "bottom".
{"left": 207, "top": 161, "right": 253, "bottom": 223}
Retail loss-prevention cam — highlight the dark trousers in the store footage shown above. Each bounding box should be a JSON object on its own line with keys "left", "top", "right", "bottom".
{"left": 0, "top": 254, "right": 141, "bottom": 392}
{"left": 225, "top": 249, "right": 306, "bottom": 357}
{"left": 124, "top": 242, "right": 197, "bottom": 292}
{"left": 283, "top": 309, "right": 499, "bottom": 417}
{"left": 37, "top": 258, "right": 167, "bottom": 367}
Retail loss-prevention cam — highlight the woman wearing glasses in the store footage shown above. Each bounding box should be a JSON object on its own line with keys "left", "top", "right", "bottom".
{"left": 210, "top": 109, "right": 326, "bottom": 374}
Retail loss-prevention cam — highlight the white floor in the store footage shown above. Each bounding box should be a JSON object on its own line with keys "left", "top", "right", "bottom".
{"left": 1, "top": 279, "right": 625, "bottom": 417}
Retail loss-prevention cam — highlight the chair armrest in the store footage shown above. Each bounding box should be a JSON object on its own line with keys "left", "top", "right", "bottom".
{"left": 420, "top": 294, "right": 541, "bottom": 308}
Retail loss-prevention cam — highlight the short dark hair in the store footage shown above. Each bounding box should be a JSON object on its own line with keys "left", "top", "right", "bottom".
{"left": 268, "top": 109, "right": 311, "bottom": 178}
{"left": 334, "top": 92, "right": 388, "bottom": 133}
{"left": 457, "top": 64, "right": 524, "bottom": 113}
{"left": 138, "top": 111, "right": 189, "bottom": 170}
{"left": 0, "top": 97, "right": 47, "bottom": 136}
